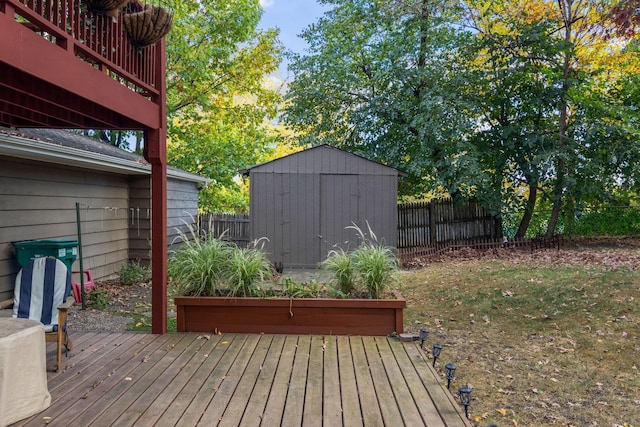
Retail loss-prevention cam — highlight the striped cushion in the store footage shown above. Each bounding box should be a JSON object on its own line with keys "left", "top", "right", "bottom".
{"left": 13, "top": 258, "right": 71, "bottom": 332}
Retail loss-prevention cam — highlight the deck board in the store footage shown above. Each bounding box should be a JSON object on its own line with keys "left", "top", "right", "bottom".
{"left": 136, "top": 334, "right": 224, "bottom": 426}
{"left": 239, "top": 335, "right": 286, "bottom": 427}
{"left": 349, "top": 337, "right": 385, "bottom": 426}
{"left": 218, "top": 334, "right": 274, "bottom": 426}
{"left": 302, "top": 335, "right": 324, "bottom": 427}
{"left": 70, "top": 333, "right": 189, "bottom": 426}
{"left": 155, "top": 334, "right": 239, "bottom": 427}
{"left": 11, "top": 333, "right": 471, "bottom": 427}
{"left": 361, "top": 336, "right": 404, "bottom": 425}
{"left": 281, "top": 335, "right": 310, "bottom": 426}
{"left": 322, "top": 336, "right": 344, "bottom": 427}
{"left": 259, "top": 335, "right": 297, "bottom": 426}
{"left": 336, "top": 336, "right": 364, "bottom": 427}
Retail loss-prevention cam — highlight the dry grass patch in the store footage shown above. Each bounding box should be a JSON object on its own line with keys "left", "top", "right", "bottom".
{"left": 401, "top": 250, "right": 639, "bottom": 427}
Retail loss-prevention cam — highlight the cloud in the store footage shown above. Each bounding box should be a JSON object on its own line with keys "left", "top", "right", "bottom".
{"left": 260, "top": 0, "right": 274, "bottom": 8}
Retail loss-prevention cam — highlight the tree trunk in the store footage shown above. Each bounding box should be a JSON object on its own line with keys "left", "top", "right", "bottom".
{"left": 546, "top": 0, "right": 573, "bottom": 240}
{"left": 135, "top": 132, "right": 143, "bottom": 153}
{"left": 515, "top": 184, "right": 537, "bottom": 239}
{"left": 546, "top": 194, "right": 563, "bottom": 239}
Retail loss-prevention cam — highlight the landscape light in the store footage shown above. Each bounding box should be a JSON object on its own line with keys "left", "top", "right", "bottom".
{"left": 444, "top": 363, "right": 456, "bottom": 389}
{"left": 432, "top": 343, "right": 442, "bottom": 367}
{"left": 458, "top": 386, "right": 472, "bottom": 419}
{"left": 419, "top": 328, "right": 429, "bottom": 348}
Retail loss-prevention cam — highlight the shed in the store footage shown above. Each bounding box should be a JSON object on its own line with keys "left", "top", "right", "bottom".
{"left": 0, "top": 128, "right": 208, "bottom": 302}
{"left": 241, "top": 145, "right": 406, "bottom": 268}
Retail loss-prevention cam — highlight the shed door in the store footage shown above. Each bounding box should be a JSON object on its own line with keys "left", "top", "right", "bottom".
{"left": 320, "top": 174, "right": 361, "bottom": 258}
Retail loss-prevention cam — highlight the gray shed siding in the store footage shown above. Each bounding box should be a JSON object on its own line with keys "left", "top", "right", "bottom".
{"left": 0, "top": 157, "right": 130, "bottom": 301}
{"left": 167, "top": 178, "right": 200, "bottom": 247}
{"left": 247, "top": 146, "right": 400, "bottom": 268}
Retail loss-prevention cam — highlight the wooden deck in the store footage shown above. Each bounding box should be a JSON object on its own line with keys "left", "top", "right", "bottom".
{"left": 13, "top": 332, "right": 470, "bottom": 426}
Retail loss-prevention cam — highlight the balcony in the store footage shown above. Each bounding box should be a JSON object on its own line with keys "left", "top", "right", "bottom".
{"left": 0, "top": 0, "right": 168, "bottom": 333}
{"left": 0, "top": 0, "right": 164, "bottom": 129}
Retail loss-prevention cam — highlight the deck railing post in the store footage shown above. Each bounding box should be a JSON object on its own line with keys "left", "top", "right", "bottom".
{"left": 145, "top": 37, "right": 168, "bottom": 334}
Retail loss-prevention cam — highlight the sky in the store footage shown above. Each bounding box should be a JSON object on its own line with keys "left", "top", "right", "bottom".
{"left": 258, "top": 0, "right": 331, "bottom": 77}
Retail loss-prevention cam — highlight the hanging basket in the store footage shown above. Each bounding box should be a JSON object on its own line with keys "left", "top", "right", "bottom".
{"left": 83, "top": 0, "right": 130, "bottom": 17}
{"left": 123, "top": 4, "right": 173, "bottom": 48}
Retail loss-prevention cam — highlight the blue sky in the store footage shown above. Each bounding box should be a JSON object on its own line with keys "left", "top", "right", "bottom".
{"left": 258, "top": 0, "right": 330, "bottom": 75}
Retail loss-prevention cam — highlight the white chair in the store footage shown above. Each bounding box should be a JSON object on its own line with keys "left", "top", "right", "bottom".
{"left": 13, "top": 257, "right": 74, "bottom": 372}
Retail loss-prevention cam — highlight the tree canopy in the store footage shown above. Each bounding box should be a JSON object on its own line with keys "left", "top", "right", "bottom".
{"left": 284, "top": 0, "right": 640, "bottom": 236}
{"left": 284, "top": 0, "right": 477, "bottom": 199}
{"left": 164, "top": 0, "right": 284, "bottom": 213}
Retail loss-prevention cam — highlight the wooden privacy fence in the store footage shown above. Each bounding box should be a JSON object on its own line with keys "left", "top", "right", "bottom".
{"left": 200, "top": 199, "right": 502, "bottom": 252}
{"left": 397, "top": 199, "right": 501, "bottom": 248}
{"left": 198, "top": 213, "right": 250, "bottom": 247}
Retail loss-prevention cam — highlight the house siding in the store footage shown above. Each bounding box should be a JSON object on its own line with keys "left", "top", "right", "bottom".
{"left": 127, "top": 176, "right": 200, "bottom": 267}
{"left": 1, "top": 149, "right": 204, "bottom": 303}
{"left": 0, "top": 157, "right": 130, "bottom": 301}
{"left": 128, "top": 175, "right": 151, "bottom": 265}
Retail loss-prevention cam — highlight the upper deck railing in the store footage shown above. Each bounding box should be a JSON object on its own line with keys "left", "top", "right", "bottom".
{"left": 1, "top": 0, "right": 159, "bottom": 97}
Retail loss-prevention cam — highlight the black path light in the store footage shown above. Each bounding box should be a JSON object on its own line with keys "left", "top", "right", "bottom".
{"left": 458, "top": 386, "right": 472, "bottom": 419}
{"left": 432, "top": 343, "right": 442, "bottom": 367}
{"left": 444, "top": 363, "right": 456, "bottom": 389}
{"left": 419, "top": 328, "right": 429, "bottom": 348}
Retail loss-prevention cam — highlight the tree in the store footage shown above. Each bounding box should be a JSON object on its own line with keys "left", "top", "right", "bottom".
{"left": 285, "top": 0, "right": 640, "bottom": 236}
{"left": 165, "top": 0, "right": 284, "bottom": 213}
{"left": 284, "top": 0, "right": 480, "bottom": 200}
{"left": 454, "top": 0, "right": 640, "bottom": 237}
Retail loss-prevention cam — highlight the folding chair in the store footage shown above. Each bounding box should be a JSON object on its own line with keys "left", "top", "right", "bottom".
{"left": 13, "top": 257, "right": 74, "bottom": 372}
{"left": 72, "top": 269, "right": 96, "bottom": 304}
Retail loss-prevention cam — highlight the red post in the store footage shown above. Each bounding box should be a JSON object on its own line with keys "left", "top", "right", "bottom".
{"left": 145, "top": 37, "right": 168, "bottom": 334}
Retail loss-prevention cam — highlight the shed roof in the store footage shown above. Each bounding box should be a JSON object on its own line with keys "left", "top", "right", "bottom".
{"left": 0, "top": 128, "right": 209, "bottom": 184}
{"left": 240, "top": 144, "right": 408, "bottom": 177}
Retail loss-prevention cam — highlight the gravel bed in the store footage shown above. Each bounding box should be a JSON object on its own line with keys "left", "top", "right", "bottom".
{"left": 66, "top": 281, "right": 153, "bottom": 332}
{"left": 67, "top": 306, "right": 134, "bottom": 332}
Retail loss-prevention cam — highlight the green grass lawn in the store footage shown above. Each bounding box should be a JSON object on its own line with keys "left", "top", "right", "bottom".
{"left": 400, "top": 258, "right": 639, "bottom": 426}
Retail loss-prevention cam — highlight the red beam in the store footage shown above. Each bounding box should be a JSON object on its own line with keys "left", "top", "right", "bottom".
{"left": 0, "top": 8, "right": 160, "bottom": 129}
{"left": 0, "top": 76, "right": 134, "bottom": 129}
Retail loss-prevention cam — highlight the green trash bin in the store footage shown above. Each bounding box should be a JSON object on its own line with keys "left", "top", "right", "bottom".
{"left": 12, "top": 238, "right": 78, "bottom": 274}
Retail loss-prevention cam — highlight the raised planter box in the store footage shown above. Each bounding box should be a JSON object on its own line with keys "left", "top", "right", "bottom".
{"left": 175, "top": 291, "right": 406, "bottom": 336}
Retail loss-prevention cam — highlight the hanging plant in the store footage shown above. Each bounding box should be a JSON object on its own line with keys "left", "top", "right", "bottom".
{"left": 83, "top": 0, "right": 130, "bottom": 18}
{"left": 123, "top": 4, "right": 173, "bottom": 48}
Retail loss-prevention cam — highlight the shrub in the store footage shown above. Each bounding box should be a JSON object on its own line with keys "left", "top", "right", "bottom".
{"left": 119, "top": 261, "right": 151, "bottom": 285}
{"left": 565, "top": 206, "right": 640, "bottom": 236}
{"left": 225, "top": 246, "right": 273, "bottom": 297}
{"left": 322, "top": 223, "right": 399, "bottom": 299}
{"left": 168, "top": 235, "right": 233, "bottom": 296}
{"left": 321, "top": 249, "right": 355, "bottom": 294}
{"left": 168, "top": 223, "right": 272, "bottom": 297}
{"left": 87, "top": 289, "right": 110, "bottom": 309}
{"left": 351, "top": 243, "right": 399, "bottom": 299}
